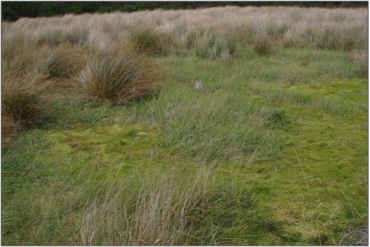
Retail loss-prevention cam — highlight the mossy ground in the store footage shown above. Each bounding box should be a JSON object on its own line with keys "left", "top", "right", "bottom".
{"left": 2, "top": 48, "right": 367, "bottom": 245}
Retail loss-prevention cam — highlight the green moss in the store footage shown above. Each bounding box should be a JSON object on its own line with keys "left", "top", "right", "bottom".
{"left": 35, "top": 123, "right": 161, "bottom": 173}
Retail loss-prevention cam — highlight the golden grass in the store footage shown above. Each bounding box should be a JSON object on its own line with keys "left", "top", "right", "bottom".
{"left": 1, "top": 72, "right": 52, "bottom": 128}
{"left": 71, "top": 48, "right": 161, "bottom": 104}
{"left": 2, "top": 6, "right": 367, "bottom": 53}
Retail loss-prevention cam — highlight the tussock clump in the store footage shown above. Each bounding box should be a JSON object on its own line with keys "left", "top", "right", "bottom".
{"left": 71, "top": 49, "right": 161, "bottom": 104}
{"left": 2, "top": 73, "right": 52, "bottom": 128}
{"left": 349, "top": 50, "right": 368, "bottom": 78}
{"left": 127, "top": 27, "right": 165, "bottom": 56}
{"left": 252, "top": 35, "right": 275, "bottom": 56}
{"left": 36, "top": 26, "right": 63, "bottom": 47}
{"left": 40, "top": 43, "right": 86, "bottom": 81}
{"left": 1, "top": 115, "right": 19, "bottom": 147}
{"left": 195, "top": 35, "right": 238, "bottom": 63}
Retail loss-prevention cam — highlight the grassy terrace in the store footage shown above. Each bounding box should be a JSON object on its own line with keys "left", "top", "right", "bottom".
{"left": 1, "top": 6, "right": 368, "bottom": 245}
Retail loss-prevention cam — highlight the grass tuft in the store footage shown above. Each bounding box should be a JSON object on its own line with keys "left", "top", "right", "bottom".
{"left": 252, "top": 35, "right": 275, "bottom": 56}
{"left": 71, "top": 49, "right": 161, "bottom": 104}
{"left": 1, "top": 115, "right": 19, "bottom": 147}
{"left": 349, "top": 50, "right": 368, "bottom": 78}
{"left": 127, "top": 27, "right": 165, "bottom": 56}
{"left": 42, "top": 43, "right": 85, "bottom": 80}
{"left": 2, "top": 72, "right": 52, "bottom": 128}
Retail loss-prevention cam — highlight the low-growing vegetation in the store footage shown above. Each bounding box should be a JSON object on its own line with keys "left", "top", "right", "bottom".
{"left": 2, "top": 6, "right": 368, "bottom": 245}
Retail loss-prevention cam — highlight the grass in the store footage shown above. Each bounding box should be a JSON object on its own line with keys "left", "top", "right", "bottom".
{"left": 252, "top": 34, "right": 276, "bottom": 56}
{"left": 1, "top": 6, "right": 368, "bottom": 246}
{"left": 1, "top": 72, "right": 52, "bottom": 128}
{"left": 71, "top": 48, "right": 161, "bottom": 104}
{"left": 350, "top": 49, "right": 368, "bottom": 78}
{"left": 127, "top": 27, "right": 166, "bottom": 56}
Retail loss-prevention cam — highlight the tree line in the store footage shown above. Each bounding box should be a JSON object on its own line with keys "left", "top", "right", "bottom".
{"left": 2, "top": 1, "right": 368, "bottom": 22}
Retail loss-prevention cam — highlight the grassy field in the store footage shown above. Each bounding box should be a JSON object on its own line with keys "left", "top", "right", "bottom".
{"left": 1, "top": 6, "right": 368, "bottom": 245}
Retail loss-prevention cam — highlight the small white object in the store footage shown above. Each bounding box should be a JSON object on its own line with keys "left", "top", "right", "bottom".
{"left": 194, "top": 80, "right": 204, "bottom": 91}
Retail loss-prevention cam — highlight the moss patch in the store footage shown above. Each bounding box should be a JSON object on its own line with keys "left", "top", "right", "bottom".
{"left": 35, "top": 123, "right": 161, "bottom": 173}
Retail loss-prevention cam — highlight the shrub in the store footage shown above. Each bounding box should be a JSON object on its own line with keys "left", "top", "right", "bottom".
{"left": 2, "top": 73, "right": 52, "bottom": 128}
{"left": 71, "top": 50, "right": 161, "bottom": 104}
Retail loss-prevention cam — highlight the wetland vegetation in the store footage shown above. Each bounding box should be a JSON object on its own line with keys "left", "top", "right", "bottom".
{"left": 1, "top": 6, "right": 368, "bottom": 245}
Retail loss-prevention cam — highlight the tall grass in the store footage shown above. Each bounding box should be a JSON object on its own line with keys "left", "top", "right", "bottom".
{"left": 2, "top": 72, "right": 52, "bottom": 128}
{"left": 349, "top": 50, "right": 368, "bottom": 78}
{"left": 2, "top": 139, "right": 258, "bottom": 245}
{"left": 125, "top": 80, "right": 283, "bottom": 164}
{"left": 2, "top": 6, "right": 367, "bottom": 57}
{"left": 127, "top": 27, "right": 166, "bottom": 56}
{"left": 252, "top": 34, "right": 275, "bottom": 56}
{"left": 71, "top": 49, "right": 161, "bottom": 104}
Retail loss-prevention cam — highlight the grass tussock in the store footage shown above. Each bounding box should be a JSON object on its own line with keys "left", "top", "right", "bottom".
{"left": 349, "top": 50, "right": 368, "bottom": 78}
{"left": 71, "top": 49, "right": 161, "bottom": 104}
{"left": 252, "top": 34, "right": 275, "bottom": 56}
{"left": 41, "top": 43, "right": 86, "bottom": 80}
{"left": 1, "top": 115, "right": 19, "bottom": 147}
{"left": 195, "top": 35, "right": 238, "bottom": 63}
{"left": 127, "top": 27, "right": 165, "bottom": 56}
{"left": 78, "top": 169, "right": 208, "bottom": 245}
{"left": 2, "top": 73, "right": 52, "bottom": 128}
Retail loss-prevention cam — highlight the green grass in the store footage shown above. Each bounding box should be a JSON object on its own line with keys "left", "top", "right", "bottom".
{"left": 2, "top": 45, "right": 367, "bottom": 245}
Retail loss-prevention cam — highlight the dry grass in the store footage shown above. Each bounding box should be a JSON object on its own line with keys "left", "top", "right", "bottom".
{"left": 338, "top": 226, "right": 368, "bottom": 246}
{"left": 2, "top": 6, "right": 366, "bottom": 55}
{"left": 252, "top": 34, "right": 275, "bottom": 56}
{"left": 78, "top": 167, "right": 211, "bottom": 245}
{"left": 71, "top": 49, "right": 161, "bottom": 104}
{"left": 1, "top": 72, "right": 52, "bottom": 128}
{"left": 1, "top": 115, "right": 19, "bottom": 147}
{"left": 127, "top": 27, "right": 165, "bottom": 56}
{"left": 350, "top": 50, "right": 368, "bottom": 78}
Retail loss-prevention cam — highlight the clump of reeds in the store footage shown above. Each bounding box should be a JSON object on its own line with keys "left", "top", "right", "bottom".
{"left": 71, "top": 49, "right": 161, "bottom": 104}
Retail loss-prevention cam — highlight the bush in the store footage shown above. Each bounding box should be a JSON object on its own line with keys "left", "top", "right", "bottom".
{"left": 71, "top": 49, "right": 161, "bottom": 104}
